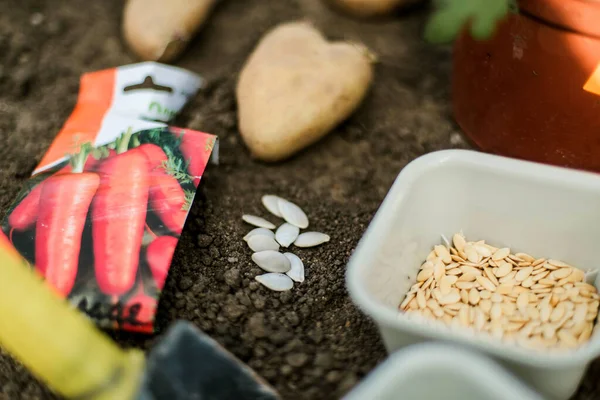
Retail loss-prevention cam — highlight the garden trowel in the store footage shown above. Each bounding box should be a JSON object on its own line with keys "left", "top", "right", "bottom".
{"left": 0, "top": 239, "right": 279, "bottom": 400}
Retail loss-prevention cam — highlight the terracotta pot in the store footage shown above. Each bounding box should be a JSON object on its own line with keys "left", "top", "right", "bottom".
{"left": 452, "top": 0, "right": 600, "bottom": 172}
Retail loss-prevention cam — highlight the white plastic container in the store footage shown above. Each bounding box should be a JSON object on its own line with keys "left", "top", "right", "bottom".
{"left": 344, "top": 343, "right": 544, "bottom": 400}
{"left": 346, "top": 150, "right": 600, "bottom": 400}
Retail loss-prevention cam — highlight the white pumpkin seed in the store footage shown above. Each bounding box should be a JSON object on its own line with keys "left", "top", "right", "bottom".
{"left": 243, "top": 227, "right": 275, "bottom": 241}
{"left": 275, "top": 223, "right": 300, "bottom": 248}
{"left": 278, "top": 199, "right": 309, "bottom": 229}
{"left": 284, "top": 252, "right": 305, "bottom": 283}
{"left": 294, "top": 232, "right": 330, "bottom": 248}
{"left": 247, "top": 235, "right": 280, "bottom": 252}
{"left": 252, "top": 250, "right": 291, "bottom": 273}
{"left": 242, "top": 214, "right": 276, "bottom": 229}
{"left": 255, "top": 273, "right": 294, "bottom": 291}
{"left": 261, "top": 194, "right": 284, "bottom": 217}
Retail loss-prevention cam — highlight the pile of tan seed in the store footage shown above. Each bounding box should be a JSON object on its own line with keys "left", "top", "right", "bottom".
{"left": 400, "top": 233, "right": 599, "bottom": 350}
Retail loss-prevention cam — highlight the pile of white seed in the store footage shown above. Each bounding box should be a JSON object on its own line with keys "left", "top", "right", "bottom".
{"left": 400, "top": 232, "right": 599, "bottom": 351}
{"left": 242, "top": 195, "right": 330, "bottom": 291}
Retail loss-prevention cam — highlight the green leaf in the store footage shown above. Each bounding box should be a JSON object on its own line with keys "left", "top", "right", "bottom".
{"left": 425, "top": 0, "right": 513, "bottom": 44}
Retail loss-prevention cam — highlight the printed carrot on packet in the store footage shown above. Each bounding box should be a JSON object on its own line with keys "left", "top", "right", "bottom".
{"left": 1, "top": 62, "right": 218, "bottom": 333}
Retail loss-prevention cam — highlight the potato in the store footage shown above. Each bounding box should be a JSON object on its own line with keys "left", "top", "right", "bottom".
{"left": 327, "top": 0, "right": 421, "bottom": 18}
{"left": 123, "top": 0, "right": 217, "bottom": 62}
{"left": 236, "top": 21, "right": 374, "bottom": 162}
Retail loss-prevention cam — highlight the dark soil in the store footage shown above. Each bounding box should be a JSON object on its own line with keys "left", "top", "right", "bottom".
{"left": 0, "top": 1, "right": 599, "bottom": 399}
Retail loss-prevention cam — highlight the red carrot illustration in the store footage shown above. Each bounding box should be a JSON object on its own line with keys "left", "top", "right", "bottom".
{"left": 35, "top": 145, "right": 99, "bottom": 297}
{"left": 174, "top": 130, "right": 213, "bottom": 187}
{"left": 93, "top": 130, "right": 149, "bottom": 295}
{"left": 137, "top": 143, "right": 190, "bottom": 235}
{"left": 8, "top": 152, "right": 102, "bottom": 231}
{"left": 146, "top": 235, "right": 178, "bottom": 290}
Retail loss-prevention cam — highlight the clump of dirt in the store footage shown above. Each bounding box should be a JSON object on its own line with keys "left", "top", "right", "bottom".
{"left": 1, "top": 1, "right": 600, "bottom": 400}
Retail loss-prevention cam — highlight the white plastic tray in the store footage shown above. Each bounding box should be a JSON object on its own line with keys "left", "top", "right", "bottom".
{"left": 344, "top": 343, "right": 544, "bottom": 400}
{"left": 347, "top": 150, "right": 600, "bottom": 400}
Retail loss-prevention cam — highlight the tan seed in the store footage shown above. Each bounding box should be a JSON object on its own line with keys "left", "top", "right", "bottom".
{"left": 549, "top": 259, "right": 570, "bottom": 268}
{"left": 464, "top": 245, "right": 481, "bottom": 264}
{"left": 479, "top": 290, "right": 492, "bottom": 299}
{"left": 484, "top": 267, "right": 499, "bottom": 286}
{"left": 442, "top": 314, "right": 453, "bottom": 324}
{"left": 492, "top": 247, "right": 510, "bottom": 261}
{"left": 517, "top": 292, "right": 529, "bottom": 312}
{"left": 533, "top": 268, "right": 549, "bottom": 277}
{"left": 457, "top": 273, "right": 477, "bottom": 283}
{"left": 433, "top": 308, "right": 445, "bottom": 318}
{"left": 491, "top": 293, "right": 504, "bottom": 303}
{"left": 542, "top": 325, "right": 556, "bottom": 340}
{"left": 439, "top": 276, "right": 454, "bottom": 295}
{"left": 552, "top": 267, "right": 573, "bottom": 280}
{"left": 501, "top": 302, "right": 517, "bottom": 316}
{"left": 459, "top": 306, "right": 470, "bottom": 326}
{"left": 536, "top": 278, "right": 554, "bottom": 286}
{"left": 447, "top": 268, "right": 462, "bottom": 276}
{"left": 468, "top": 288, "right": 480, "bottom": 305}
{"left": 451, "top": 254, "right": 466, "bottom": 263}
{"left": 579, "top": 323, "right": 594, "bottom": 343}
{"left": 445, "top": 262, "right": 460, "bottom": 270}
{"left": 516, "top": 253, "right": 535, "bottom": 263}
{"left": 586, "top": 312, "right": 597, "bottom": 322}
{"left": 522, "top": 277, "right": 535, "bottom": 288}
{"left": 490, "top": 303, "right": 503, "bottom": 320}
{"left": 417, "top": 268, "right": 433, "bottom": 282}
{"left": 540, "top": 304, "right": 552, "bottom": 322}
{"left": 494, "top": 262, "right": 513, "bottom": 278}
{"left": 496, "top": 284, "right": 513, "bottom": 295}
{"left": 408, "top": 298, "right": 418, "bottom": 310}
{"left": 417, "top": 290, "right": 427, "bottom": 309}
{"left": 460, "top": 289, "right": 469, "bottom": 304}
{"left": 532, "top": 258, "right": 546, "bottom": 267}
{"left": 550, "top": 303, "right": 566, "bottom": 322}
{"left": 445, "top": 302, "right": 463, "bottom": 311}
{"left": 434, "top": 245, "right": 452, "bottom": 264}
{"left": 450, "top": 247, "right": 458, "bottom": 256}
{"left": 515, "top": 266, "right": 534, "bottom": 282}
{"left": 518, "top": 261, "right": 532, "bottom": 267}
{"left": 452, "top": 233, "right": 466, "bottom": 252}
{"left": 455, "top": 281, "right": 476, "bottom": 290}
{"left": 557, "top": 330, "right": 578, "bottom": 347}
{"left": 475, "top": 244, "right": 492, "bottom": 258}
{"left": 433, "top": 261, "right": 446, "bottom": 282}
{"left": 479, "top": 299, "right": 492, "bottom": 314}
{"left": 476, "top": 276, "right": 496, "bottom": 292}
{"left": 460, "top": 265, "right": 482, "bottom": 276}
{"left": 423, "top": 276, "right": 435, "bottom": 291}
{"left": 527, "top": 305, "right": 540, "bottom": 320}
{"left": 400, "top": 293, "right": 415, "bottom": 310}
{"left": 438, "top": 289, "right": 461, "bottom": 305}
{"left": 500, "top": 271, "right": 518, "bottom": 283}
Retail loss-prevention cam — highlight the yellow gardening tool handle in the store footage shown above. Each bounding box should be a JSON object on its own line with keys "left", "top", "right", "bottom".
{"left": 0, "top": 240, "right": 145, "bottom": 399}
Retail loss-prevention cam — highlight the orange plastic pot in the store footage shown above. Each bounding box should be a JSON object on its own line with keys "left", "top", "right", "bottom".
{"left": 452, "top": 0, "right": 600, "bottom": 172}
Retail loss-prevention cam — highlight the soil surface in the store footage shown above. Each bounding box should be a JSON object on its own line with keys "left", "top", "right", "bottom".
{"left": 0, "top": 1, "right": 599, "bottom": 399}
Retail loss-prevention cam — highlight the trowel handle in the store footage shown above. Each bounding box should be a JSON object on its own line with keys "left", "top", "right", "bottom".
{"left": 0, "top": 237, "right": 144, "bottom": 400}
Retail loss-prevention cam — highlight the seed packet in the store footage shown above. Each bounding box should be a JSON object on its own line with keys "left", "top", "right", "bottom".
{"left": 1, "top": 62, "right": 218, "bottom": 333}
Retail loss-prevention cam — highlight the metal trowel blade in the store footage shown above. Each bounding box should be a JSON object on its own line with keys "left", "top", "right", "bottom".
{"left": 136, "top": 321, "right": 280, "bottom": 400}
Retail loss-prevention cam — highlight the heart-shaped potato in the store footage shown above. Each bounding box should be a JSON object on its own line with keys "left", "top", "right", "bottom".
{"left": 123, "top": 0, "right": 217, "bottom": 62}
{"left": 236, "top": 22, "right": 374, "bottom": 162}
{"left": 327, "top": 0, "right": 421, "bottom": 18}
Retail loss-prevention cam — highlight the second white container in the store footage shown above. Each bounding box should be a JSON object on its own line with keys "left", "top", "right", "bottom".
{"left": 346, "top": 150, "right": 600, "bottom": 400}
